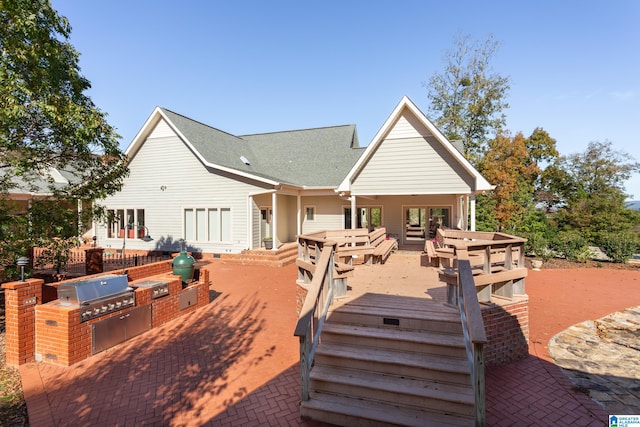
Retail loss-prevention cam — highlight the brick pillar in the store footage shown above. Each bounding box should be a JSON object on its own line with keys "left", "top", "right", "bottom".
{"left": 85, "top": 247, "right": 104, "bottom": 275}
{"left": 2, "top": 278, "right": 44, "bottom": 366}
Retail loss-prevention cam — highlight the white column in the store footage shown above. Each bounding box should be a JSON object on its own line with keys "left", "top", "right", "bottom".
{"left": 470, "top": 194, "right": 476, "bottom": 231}
{"left": 350, "top": 195, "right": 357, "bottom": 229}
{"left": 248, "top": 195, "right": 254, "bottom": 249}
{"left": 297, "top": 194, "right": 302, "bottom": 236}
{"left": 271, "top": 192, "right": 278, "bottom": 250}
{"left": 464, "top": 195, "right": 469, "bottom": 230}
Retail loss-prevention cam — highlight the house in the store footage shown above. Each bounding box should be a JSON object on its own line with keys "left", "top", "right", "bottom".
{"left": 95, "top": 96, "right": 492, "bottom": 254}
{"left": 1, "top": 166, "right": 91, "bottom": 240}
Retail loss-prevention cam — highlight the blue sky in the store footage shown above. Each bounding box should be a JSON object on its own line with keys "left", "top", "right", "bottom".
{"left": 51, "top": 1, "right": 640, "bottom": 198}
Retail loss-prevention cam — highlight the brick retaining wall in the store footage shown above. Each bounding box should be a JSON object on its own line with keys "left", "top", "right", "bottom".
{"left": 481, "top": 296, "right": 529, "bottom": 367}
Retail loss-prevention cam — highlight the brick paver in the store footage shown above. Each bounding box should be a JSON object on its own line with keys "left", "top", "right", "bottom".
{"left": 18, "top": 259, "right": 623, "bottom": 426}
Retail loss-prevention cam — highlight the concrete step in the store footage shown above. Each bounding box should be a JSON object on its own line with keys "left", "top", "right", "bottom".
{"left": 301, "top": 391, "right": 474, "bottom": 427}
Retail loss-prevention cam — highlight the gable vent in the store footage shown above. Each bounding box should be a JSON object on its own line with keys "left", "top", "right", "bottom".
{"left": 240, "top": 155, "right": 250, "bottom": 165}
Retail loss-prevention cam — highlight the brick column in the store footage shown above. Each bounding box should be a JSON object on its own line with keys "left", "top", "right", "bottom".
{"left": 85, "top": 247, "right": 104, "bottom": 275}
{"left": 2, "top": 278, "right": 44, "bottom": 366}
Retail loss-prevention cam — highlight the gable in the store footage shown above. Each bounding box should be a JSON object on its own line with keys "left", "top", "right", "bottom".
{"left": 350, "top": 110, "right": 474, "bottom": 195}
{"left": 340, "top": 96, "right": 492, "bottom": 195}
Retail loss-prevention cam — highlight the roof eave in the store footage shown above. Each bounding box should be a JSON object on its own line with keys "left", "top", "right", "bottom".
{"left": 126, "top": 108, "right": 281, "bottom": 187}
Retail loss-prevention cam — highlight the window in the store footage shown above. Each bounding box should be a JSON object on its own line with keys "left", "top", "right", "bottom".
{"left": 184, "top": 207, "right": 231, "bottom": 242}
{"left": 107, "top": 208, "right": 146, "bottom": 239}
{"left": 305, "top": 206, "right": 315, "bottom": 221}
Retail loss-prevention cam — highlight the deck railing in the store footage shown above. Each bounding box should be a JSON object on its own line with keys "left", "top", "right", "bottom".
{"left": 294, "top": 235, "right": 338, "bottom": 401}
{"left": 438, "top": 229, "right": 528, "bottom": 303}
{"left": 456, "top": 258, "right": 487, "bottom": 426}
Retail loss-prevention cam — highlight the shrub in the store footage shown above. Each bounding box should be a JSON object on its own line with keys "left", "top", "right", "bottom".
{"left": 550, "top": 231, "right": 591, "bottom": 262}
{"left": 524, "top": 232, "right": 553, "bottom": 262}
{"left": 599, "top": 232, "right": 638, "bottom": 264}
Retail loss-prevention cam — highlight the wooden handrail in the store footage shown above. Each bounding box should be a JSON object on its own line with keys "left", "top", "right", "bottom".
{"left": 457, "top": 259, "right": 487, "bottom": 426}
{"left": 294, "top": 236, "right": 337, "bottom": 401}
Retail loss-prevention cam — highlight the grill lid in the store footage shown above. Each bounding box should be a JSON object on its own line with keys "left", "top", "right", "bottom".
{"left": 57, "top": 274, "right": 130, "bottom": 304}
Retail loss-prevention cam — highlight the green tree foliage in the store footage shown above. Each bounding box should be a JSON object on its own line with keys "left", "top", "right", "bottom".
{"left": 546, "top": 141, "right": 640, "bottom": 244}
{"left": 0, "top": 0, "right": 127, "bottom": 199}
{"left": 0, "top": 0, "right": 128, "bottom": 276}
{"left": 425, "top": 33, "right": 510, "bottom": 166}
{"left": 599, "top": 231, "right": 638, "bottom": 263}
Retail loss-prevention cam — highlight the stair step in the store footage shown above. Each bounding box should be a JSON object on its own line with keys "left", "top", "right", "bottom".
{"left": 301, "top": 391, "right": 474, "bottom": 427}
{"left": 328, "top": 304, "right": 462, "bottom": 334}
{"left": 310, "top": 365, "right": 474, "bottom": 415}
{"left": 322, "top": 323, "right": 466, "bottom": 356}
{"left": 315, "top": 342, "right": 471, "bottom": 385}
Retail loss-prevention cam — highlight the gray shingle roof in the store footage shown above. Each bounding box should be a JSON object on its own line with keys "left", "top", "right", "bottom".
{"left": 160, "top": 108, "right": 364, "bottom": 187}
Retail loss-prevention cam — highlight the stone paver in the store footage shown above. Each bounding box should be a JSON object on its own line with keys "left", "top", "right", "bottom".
{"left": 549, "top": 306, "right": 640, "bottom": 415}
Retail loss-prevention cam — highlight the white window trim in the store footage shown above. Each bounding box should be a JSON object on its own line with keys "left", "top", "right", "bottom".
{"left": 183, "top": 206, "right": 233, "bottom": 244}
{"left": 304, "top": 205, "right": 316, "bottom": 222}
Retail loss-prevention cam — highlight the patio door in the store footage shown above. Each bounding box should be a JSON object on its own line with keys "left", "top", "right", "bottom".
{"left": 404, "top": 207, "right": 427, "bottom": 244}
{"left": 429, "top": 207, "right": 450, "bottom": 238}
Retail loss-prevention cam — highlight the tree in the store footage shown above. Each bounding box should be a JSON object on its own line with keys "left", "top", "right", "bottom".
{"left": 478, "top": 132, "right": 541, "bottom": 231}
{"left": 547, "top": 141, "right": 640, "bottom": 244}
{"left": 425, "top": 33, "right": 510, "bottom": 166}
{"left": 1, "top": 0, "right": 127, "bottom": 200}
{"left": 0, "top": 0, "right": 128, "bottom": 276}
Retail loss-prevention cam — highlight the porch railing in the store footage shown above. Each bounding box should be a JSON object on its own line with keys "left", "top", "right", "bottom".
{"left": 294, "top": 234, "right": 338, "bottom": 401}
{"left": 456, "top": 257, "right": 487, "bottom": 426}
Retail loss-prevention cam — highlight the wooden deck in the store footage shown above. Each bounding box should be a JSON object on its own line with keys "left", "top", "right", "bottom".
{"left": 331, "top": 250, "right": 447, "bottom": 307}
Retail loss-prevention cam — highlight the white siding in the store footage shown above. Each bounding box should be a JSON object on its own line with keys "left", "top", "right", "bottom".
{"left": 351, "top": 112, "right": 473, "bottom": 196}
{"left": 98, "top": 120, "right": 270, "bottom": 253}
{"left": 148, "top": 119, "right": 175, "bottom": 139}
{"left": 301, "top": 196, "right": 346, "bottom": 234}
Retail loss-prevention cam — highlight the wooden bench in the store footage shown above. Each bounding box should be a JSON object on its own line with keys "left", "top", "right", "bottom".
{"left": 326, "top": 227, "right": 397, "bottom": 265}
{"left": 370, "top": 228, "right": 397, "bottom": 264}
{"left": 327, "top": 228, "right": 373, "bottom": 265}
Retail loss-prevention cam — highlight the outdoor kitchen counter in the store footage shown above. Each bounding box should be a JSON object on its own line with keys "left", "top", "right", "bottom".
{"left": 32, "top": 271, "right": 210, "bottom": 367}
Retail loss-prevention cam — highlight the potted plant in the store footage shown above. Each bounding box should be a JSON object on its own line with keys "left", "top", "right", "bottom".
{"left": 263, "top": 236, "right": 273, "bottom": 250}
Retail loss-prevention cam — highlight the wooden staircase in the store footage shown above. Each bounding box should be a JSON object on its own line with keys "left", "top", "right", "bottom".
{"left": 300, "top": 293, "right": 475, "bottom": 426}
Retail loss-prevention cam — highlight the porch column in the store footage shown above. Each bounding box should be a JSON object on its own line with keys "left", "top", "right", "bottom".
{"left": 297, "top": 194, "right": 302, "bottom": 236}
{"left": 248, "top": 195, "right": 254, "bottom": 249}
{"left": 271, "top": 192, "right": 278, "bottom": 250}
{"left": 350, "top": 196, "right": 357, "bottom": 230}
{"left": 463, "top": 195, "right": 470, "bottom": 230}
{"left": 470, "top": 194, "right": 476, "bottom": 231}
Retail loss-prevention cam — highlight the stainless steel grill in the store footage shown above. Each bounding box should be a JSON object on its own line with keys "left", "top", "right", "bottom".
{"left": 57, "top": 274, "right": 135, "bottom": 322}
{"left": 133, "top": 280, "right": 170, "bottom": 299}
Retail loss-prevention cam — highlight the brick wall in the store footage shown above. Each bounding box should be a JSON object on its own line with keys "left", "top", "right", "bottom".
{"left": 481, "top": 296, "right": 529, "bottom": 367}
{"left": 3, "top": 262, "right": 211, "bottom": 367}
{"left": 2, "top": 279, "right": 43, "bottom": 365}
